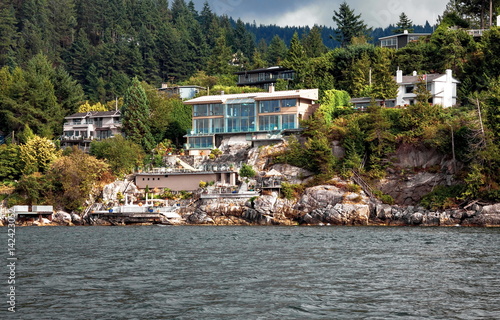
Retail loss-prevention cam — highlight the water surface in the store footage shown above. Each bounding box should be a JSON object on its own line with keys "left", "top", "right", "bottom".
{"left": 3, "top": 226, "right": 500, "bottom": 319}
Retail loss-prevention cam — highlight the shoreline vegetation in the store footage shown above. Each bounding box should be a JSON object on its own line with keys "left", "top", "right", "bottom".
{"left": 2, "top": 2, "right": 500, "bottom": 223}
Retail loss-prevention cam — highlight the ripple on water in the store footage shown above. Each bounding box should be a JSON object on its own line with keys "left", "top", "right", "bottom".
{"left": 8, "top": 226, "right": 500, "bottom": 319}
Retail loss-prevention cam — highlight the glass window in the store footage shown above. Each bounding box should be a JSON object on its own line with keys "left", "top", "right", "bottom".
{"left": 73, "top": 119, "right": 82, "bottom": 125}
{"left": 282, "top": 114, "right": 296, "bottom": 129}
{"left": 260, "top": 100, "right": 280, "bottom": 113}
{"left": 212, "top": 118, "right": 224, "bottom": 133}
{"left": 405, "top": 85, "right": 414, "bottom": 94}
{"left": 188, "top": 137, "right": 213, "bottom": 149}
{"left": 212, "top": 104, "right": 223, "bottom": 116}
{"left": 281, "top": 99, "right": 296, "bottom": 107}
{"left": 194, "top": 118, "right": 209, "bottom": 133}
{"left": 194, "top": 104, "right": 209, "bottom": 117}
{"left": 259, "top": 115, "right": 280, "bottom": 131}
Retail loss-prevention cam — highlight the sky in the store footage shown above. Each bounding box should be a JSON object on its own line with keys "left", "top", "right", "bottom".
{"left": 190, "top": 0, "right": 450, "bottom": 28}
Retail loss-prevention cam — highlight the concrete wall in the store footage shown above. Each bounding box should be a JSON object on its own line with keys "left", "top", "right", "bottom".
{"left": 135, "top": 172, "right": 237, "bottom": 191}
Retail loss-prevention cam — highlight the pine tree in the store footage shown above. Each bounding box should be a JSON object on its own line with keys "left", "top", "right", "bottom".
{"left": 372, "top": 48, "right": 398, "bottom": 105}
{"left": 332, "top": 2, "right": 369, "bottom": 47}
{"left": 206, "top": 33, "right": 233, "bottom": 76}
{"left": 251, "top": 49, "right": 267, "bottom": 69}
{"left": 348, "top": 52, "right": 372, "bottom": 97}
{"left": 302, "top": 25, "right": 327, "bottom": 58}
{"left": 121, "top": 77, "right": 155, "bottom": 152}
{"left": 415, "top": 75, "right": 432, "bottom": 104}
{"left": 283, "top": 32, "right": 308, "bottom": 88}
{"left": 393, "top": 12, "right": 414, "bottom": 33}
{"left": 0, "top": 1, "right": 18, "bottom": 67}
{"left": 266, "top": 35, "right": 288, "bottom": 65}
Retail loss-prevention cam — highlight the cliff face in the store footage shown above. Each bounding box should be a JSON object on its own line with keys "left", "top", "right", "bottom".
{"left": 375, "top": 144, "right": 457, "bottom": 205}
{"left": 183, "top": 184, "right": 500, "bottom": 227}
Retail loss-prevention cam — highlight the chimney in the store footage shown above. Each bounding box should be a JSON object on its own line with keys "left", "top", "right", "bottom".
{"left": 404, "top": 30, "right": 409, "bottom": 34}
{"left": 269, "top": 84, "right": 275, "bottom": 93}
{"left": 396, "top": 69, "right": 403, "bottom": 83}
{"left": 221, "top": 90, "right": 224, "bottom": 95}
{"left": 446, "top": 69, "right": 453, "bottom": 82}
{"left": 161, "top": 83, "right": 168, "bottom": 89}
{"left": 413, "top": 71, "right": 417, "bottom": 76}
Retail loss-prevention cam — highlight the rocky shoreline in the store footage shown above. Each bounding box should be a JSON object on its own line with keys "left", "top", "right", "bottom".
{"left": 4, "top": 183, "right": 500, "bottom": 227}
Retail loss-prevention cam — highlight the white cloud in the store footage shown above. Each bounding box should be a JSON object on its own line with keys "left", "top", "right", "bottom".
{"left": 193, "top": 0, "right": 449, "bottom": 28}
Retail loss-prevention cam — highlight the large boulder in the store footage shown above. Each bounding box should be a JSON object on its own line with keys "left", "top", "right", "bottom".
{"left": 53, "top": 211, "right": 72, "bottom": 225}
{"left": 102, "top": 180, "right": 139, "bottom": 204}
{"left": 186, "top": 209, "right": 214, "bottom": 224}
{"left": 296, "top": 185, "right": 345, "bottom": 213}
{"left": 254, "top": 192, "right": 278, "bottom": 215}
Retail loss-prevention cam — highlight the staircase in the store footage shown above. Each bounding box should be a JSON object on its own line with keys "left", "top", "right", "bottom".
{"left": 351, "top": 171, "right": 375, "bottom": 199}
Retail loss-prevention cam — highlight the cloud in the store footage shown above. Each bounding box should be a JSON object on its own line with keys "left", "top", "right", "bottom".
{"left": 192, "top": 0, "right": 448, "bottom": 28}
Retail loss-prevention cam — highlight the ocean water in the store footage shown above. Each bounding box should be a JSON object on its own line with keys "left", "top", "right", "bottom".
{"left": 2, "top": 226, "right": 500, "bottom": 319}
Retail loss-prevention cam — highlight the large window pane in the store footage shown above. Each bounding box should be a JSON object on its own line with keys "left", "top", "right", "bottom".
{"left": 259, "top": 115, "right": 280, "bottom": 131}
{"left": 282, "top": 114, "right": 296, "bottom": 129}
{"left": 281, "top": 99, "right": 296, "bottom": 107}
{"left": 194, "top": 104, "right": 209, "bottom": 117}
{"left": 212, "top": 104, "right": 223, "bottom": 116}
{"left": 212, "top": 118, "right": 224, "bottom": 133}
{"left": 259, "top": 100, "right": 280, "bottom": 113}
{"left": 194, "top": 118, "right": 209, "bottom": 133}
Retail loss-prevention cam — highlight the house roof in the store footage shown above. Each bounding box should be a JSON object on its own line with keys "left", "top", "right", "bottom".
{"left": 65, "top": 110, "right": 121, "bottom": 119}
{"left": 379, "top": 32, "right": 431, "bottom": 40}
{"left": 158, "top": 85, "right": 206, "bottom": 90}
{"left": 395, "top": 74, "right": 460, "bottom": 85}
{"left": 235, "top": 66, "right": 294, "bottom": 75}
{"left": 184, "top": 89, "right": 318, "bottom": 105}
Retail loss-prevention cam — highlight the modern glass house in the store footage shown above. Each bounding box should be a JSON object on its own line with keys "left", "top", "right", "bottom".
{"left": 183, "top": 87, "right": 319, "bottom": 154}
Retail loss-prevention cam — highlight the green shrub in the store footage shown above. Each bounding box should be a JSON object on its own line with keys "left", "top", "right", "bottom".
{"left": 420, "top": 185, "right": 465, "bottom": 210}
{"left": 346, "top": 183, "right": 362, "bottom": 193}
{"left": 281, "top": 182, "right": 304, "bottom": 200}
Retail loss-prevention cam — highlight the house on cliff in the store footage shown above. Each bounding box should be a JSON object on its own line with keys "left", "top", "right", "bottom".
{"left": 183, "top": 86, "right": 319, "bottom": 155}
{"left": 61, "top": 111, "right": 122, "bottom": 151}
{"left": 351, "top": 69, "right": 459, "bottom": 109}
{"left": 235, "top": 66, "right": 295, "bottom": 90}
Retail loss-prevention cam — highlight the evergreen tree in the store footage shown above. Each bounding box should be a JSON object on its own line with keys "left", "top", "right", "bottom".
{"left": 393, "top": 12, "right": 414, "bottom": 33}
{"left": 302, "top": 25, "right": 327, "bottom": 58}
{"left": 207, "top": 33, "right": 233, "bottom": 76}
{"left": 251, "top": 49, "right": 267, "bottom": 69}
{"left": 415, "top": 75, "right": 432, "bottom": 104}
{"left": 266, "top": 35, "right": 288, "bottom": 65}
{"left": 371, "top": 48, "right": 398, "bottom": 105}
{"left": 347, "top": 52, "right": 372, "bottom": 97}
{"left": 0, "top": 1, "right": 18, "bottom": 67}
{"left": 332, "top": 2, "right": 369, "bottom": 47}
{"left": 121, "top": 77, "right": 155, "bottom": 152}
{"left": 63, "top": 28, "right": 91, "bottom": 86}
{"left": 283, "top": 32, "right": 308, "bottom": 88}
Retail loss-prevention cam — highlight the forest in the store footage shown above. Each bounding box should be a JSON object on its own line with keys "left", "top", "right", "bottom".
{"left": 0, "top": 0, "right": 500, "bottom": 211}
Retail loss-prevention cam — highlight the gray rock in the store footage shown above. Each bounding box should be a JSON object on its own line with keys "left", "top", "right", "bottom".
{"left": 71, "top": 213, "right": 83, "bottom": 225}
{"left": 187, "top": 210, "right": 214, "bottom": 224}
{"left": 53, "top": 211, "right": 72, "bottom": 224}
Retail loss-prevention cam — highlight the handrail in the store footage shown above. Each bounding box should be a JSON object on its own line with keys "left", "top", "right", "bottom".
{"left": 351, "top": 171, "right": 375, "bottom": 199}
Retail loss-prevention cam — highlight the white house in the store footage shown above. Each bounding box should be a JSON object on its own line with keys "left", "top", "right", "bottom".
{"left": 395, "top": 69, "right": 459, "bottom": 108}
{"left": 61, "top": 110, "right": 122, "bottom": 151}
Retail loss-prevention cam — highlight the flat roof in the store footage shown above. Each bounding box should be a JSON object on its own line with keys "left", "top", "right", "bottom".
{"left": 65, "top": 111, "right": 121, "bottom": 119}
{"left": 184, "top": 89, "right": 319, "bottom": 105}
{"left": 235, "top": 66, "right": 293, "bottom": 75}
{"left": 379, "top": 33, "right": 431, "bottom": 40}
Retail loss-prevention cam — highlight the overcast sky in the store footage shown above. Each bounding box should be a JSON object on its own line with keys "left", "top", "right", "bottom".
{"left": 190, "top": 0, "right": 449, "bottom": 28}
